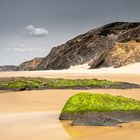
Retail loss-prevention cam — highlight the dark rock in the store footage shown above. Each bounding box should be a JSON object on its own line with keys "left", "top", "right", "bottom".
{"left": 36, "top": 22, "right": 140, "bottom": 70}
{"left": 0, "top": 65, "right": 18, "bottom": 71}
{"left": 72, "top": 111, "right": 140, "bottom": 126}
{"left": 115, "top": 82, "right": 140, "bottom": 89}
{"left": 59, "top": 112, "right": 78, "bottom": 120}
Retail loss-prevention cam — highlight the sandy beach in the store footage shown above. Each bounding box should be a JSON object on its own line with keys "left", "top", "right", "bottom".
{"left": 0, "top": 63, "right": 140, "bottom": 84}
{"left": 0, "top": 68, "right": 140, "bottom": 140}
{"left": 0, "top": 89, "right": 140, "bottom": 113}
{"left": 0, "top": 72, "right": 140, "bottom": 84}
{"left": 1, "top": 0, "right": 140, "bottom": 139}
{"left": 0, "top": 88, "right": 140, "bottom": 140}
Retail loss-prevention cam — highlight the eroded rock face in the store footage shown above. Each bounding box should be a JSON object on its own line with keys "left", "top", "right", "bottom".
{"left": 1, "top": 22, "right": 140, "bottom": 71}
{"left": 36, "top": 22, "right": 140, "bottom": 70}
{"left": 72, "top": 111, "right": 140, "bottom": 126}
{"left": 90, "top": 40, "right": 140, "bottom": 68}
{"left": 107, "top": 41, "right": 140, "bottom": 67}
{"left": 17, "top": 57, "right": 43, "bottom": 71}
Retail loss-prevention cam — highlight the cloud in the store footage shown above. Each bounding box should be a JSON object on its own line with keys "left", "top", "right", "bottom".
{"left": 6, "top": 42, "right": 46, "bottom": 52}
{"left": 13, "top": 46, "right": 33, "bottom": 52}
{"left": 25, "top": 25, "right": 48, "bottom": 37}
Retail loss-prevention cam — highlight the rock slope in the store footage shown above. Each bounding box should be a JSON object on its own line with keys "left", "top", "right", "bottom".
{"left": 36, "top": 22, "right": 140, "bottom": 70}
{"left": 0, "top": 22, "right": 140, "bottom": 71}
{"left": 17, "top": 57, "right": 43, "bottom": 71}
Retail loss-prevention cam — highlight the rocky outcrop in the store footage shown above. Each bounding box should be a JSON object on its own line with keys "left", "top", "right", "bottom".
{"left": 0, "top": 22, "right": 140, "bottom": 71}
{"left": 59, "top": 92, "right": 140, "bottom": 126}
{"left": 90, "top": 40, "right": 140, "bottom": 68}
{"left": 72, "top": 111, "right": 140, "bottom": 126}
{"left": 0, "top": 65, "right": 17, "bottom": 71}
{"left": 36, "top": 22, "right": 140, "bottom": 70}
{"left": 17, "top": 57, "right": 43, "bottom": 71}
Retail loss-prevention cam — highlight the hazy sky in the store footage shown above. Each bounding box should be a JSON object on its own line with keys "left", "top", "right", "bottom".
{"left": 0, "top": 0, "right": 140, "bottom": 65}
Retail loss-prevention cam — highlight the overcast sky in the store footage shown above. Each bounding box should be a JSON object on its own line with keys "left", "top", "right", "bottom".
{"left": 0, "top": 0, "right": 140, "bottom": 65}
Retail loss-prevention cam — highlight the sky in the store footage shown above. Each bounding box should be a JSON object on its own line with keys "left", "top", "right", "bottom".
{"left": 0, "top": 0, "right": 140, "bottom": 65}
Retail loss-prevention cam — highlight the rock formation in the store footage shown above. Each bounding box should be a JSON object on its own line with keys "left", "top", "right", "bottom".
{"left": 0, "top": 65, "right": 17, "bottom": 71}
{"left": 17, "top": 57, "right": 43, "bottom": 71}
{"left": 0, "top": 22, "right": 140, "bottom": 71}
{"left": 71, "top": 111, "right": 140, "bottom": 126}
{"left": 36, "top": 22, "right": 140, "bottom": 70}
{"left": 59, "top": 92, "right": 140, "bottom": 126}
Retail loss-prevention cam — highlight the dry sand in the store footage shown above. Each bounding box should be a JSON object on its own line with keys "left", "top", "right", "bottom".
{"left": 0, "top": 67, "right": 140, "bottom": 140}
{"left": 0, "top": 72, "right": 140, "bottom": 84}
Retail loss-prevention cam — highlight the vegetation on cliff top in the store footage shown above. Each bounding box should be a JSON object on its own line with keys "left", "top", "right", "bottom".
{"left": 60, "top": 92, "right": 140, "bottom": 115}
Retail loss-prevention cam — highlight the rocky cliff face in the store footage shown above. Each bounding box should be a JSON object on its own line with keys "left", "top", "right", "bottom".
{"left": 17, "top": 57, "right": 43, "bottom": 71}
{"left": 91, "top": 40, "right": 140, "bottom": 68}
{"left": 0, "top": 22, "right": 140, "bottom": 71}
{"left": 114, "top": 41, "right": 140, "bottom": 67}
{"left": 36, "top": 22, "right": 140, "bottom": 70}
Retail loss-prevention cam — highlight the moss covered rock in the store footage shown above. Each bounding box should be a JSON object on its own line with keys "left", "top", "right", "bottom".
{"left": 0, "top": 78, "right": 140, "bottom": 91}
{"left": 59, "top": 92, "right": 140, "bottom": 123}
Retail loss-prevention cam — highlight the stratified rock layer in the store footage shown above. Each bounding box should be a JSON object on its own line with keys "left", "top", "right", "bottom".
{"left": 0, "top": 22, "right": 140, "bottom": 71}
{"left": 37, "top": 22, "right": 140, "bottom": 70}
{"left": 17, "top": 57, "right": 43, "bottom": 71}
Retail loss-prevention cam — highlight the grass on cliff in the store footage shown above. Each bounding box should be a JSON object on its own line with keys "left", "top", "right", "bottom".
{"left": 61, "top": 92, "right": 140, "bottom": 114}
{"left": 0, "top": 78, "right": 120, "bottom": 90}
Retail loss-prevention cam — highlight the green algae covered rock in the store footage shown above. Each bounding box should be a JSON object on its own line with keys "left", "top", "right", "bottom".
{"left": 0, "top": 78, "right": 140, "bottom": 91}
{"left": 59, "top": 92, "right": 140, "bottom": 120}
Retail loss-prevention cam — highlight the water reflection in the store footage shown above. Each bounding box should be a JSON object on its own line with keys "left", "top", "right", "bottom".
{"left": 60, "top": 120, "right": 115, "bottom": 138}
{"left": 0, "top": 111, "right": 140, "bottom": 140}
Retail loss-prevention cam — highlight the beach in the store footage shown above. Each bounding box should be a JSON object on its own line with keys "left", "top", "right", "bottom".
{"left": 0, "top": 63, "right": 140, "bottom": 84}
{"left": 0, "top": 89, "right": 140, "bottom": 113}
{"left": 0, "top": 89, "right": 140, "bottom": 140}
{"left": 0, "top": 1, "right": 140, "bottom": 139}
{"left": 0, "top": 68, "right": 140, "bottom": 140}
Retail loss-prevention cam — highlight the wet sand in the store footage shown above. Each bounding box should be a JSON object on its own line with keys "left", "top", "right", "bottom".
{"left": 0, "top": 89, "right": 140, "bottom": 112}
{"left": 0, "top": 111, "right": 140, "bottom": 140}
{"left": 0, "top": 89, "right": 140, "bottom": 140}
{"left": 0, "top": 112, "right": 70, "bottom": 140}
{"left": 0, "top": 71, "right": 140, "bottom": 140}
